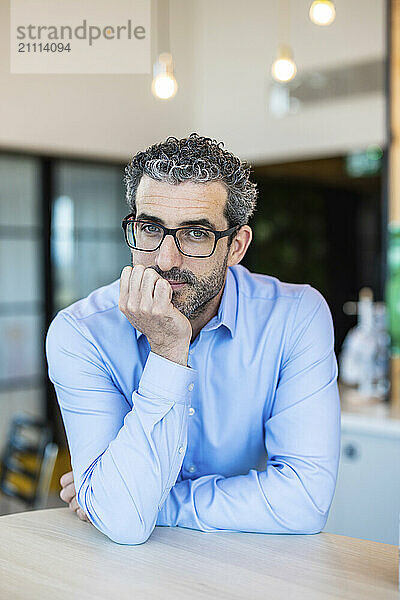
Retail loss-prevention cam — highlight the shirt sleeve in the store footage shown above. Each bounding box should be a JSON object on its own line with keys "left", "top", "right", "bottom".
{"left": 45, "top": 311, "right": 196, "bottom": 545}
{"left": 156, "top": 286, "right": 341, "bottom": 534}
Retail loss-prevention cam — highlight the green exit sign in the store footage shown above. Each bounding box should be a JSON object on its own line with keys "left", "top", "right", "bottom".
{"left": 345, "top": 147, "right": 383, "bottom": 177}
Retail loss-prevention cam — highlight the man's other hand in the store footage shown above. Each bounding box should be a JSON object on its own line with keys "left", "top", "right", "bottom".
{"left": 59, "top": 470, "right": 90, "bottom": 523}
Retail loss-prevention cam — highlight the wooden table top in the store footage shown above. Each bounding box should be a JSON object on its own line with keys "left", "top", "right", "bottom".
{"left": 0, "top": 508, "right": 398, "bottom": 599}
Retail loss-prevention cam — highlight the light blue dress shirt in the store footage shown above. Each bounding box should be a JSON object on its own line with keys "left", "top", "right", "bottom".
{"left": 45, "top": 264, "right": 341, "bottom": 545}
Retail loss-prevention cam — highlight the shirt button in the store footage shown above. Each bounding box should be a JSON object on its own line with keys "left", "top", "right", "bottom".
{"left": 188, "top": 465, "right": 196, "bottom": 473}
{"left": 178, "top": 446, "right": 185, "bottom": 454}
{"left": 188, "top": 407, "right": 195, "bottom": 416}
{"left": 188, "top": 383, "right": 194, "bottom": 392}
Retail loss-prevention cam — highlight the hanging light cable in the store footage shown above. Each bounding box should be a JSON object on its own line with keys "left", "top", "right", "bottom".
{"left": 271, "top": 0, "right": 297, "bottom": 83}
{"left": 151, "top": 0, "right": 178, "bottom": 100}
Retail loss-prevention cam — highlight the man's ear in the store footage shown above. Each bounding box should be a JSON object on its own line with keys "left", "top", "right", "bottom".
{"left": 227, "top": 225, "right": 253, "bottom": 267}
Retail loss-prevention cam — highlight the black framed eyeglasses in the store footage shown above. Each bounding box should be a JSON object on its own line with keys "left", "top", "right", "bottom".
{"left": 122, "top": 214, "right": 240, "bottom": 258}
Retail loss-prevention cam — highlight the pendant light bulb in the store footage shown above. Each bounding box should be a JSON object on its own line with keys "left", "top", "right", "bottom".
{"left": 271, "top": 45, "right": 297, "bottom": 83}
{"left": 309, "top": 1, "right": 336, "bottom": 26}
{"left": 151, "top": 52, "right": 178, "bottom": 100}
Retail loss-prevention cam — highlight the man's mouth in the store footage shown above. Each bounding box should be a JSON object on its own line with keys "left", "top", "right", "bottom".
{"left": 167, "top": 280, "right": 186, "bottom": 289}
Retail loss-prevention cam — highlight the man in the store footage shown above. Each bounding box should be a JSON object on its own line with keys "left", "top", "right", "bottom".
{"left": 46, "top": 133, "right": 340, "bottom": 545}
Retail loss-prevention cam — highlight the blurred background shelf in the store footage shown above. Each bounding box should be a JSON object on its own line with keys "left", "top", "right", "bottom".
{"left": 323, "top": 383, "right": 400, "bottom": 544}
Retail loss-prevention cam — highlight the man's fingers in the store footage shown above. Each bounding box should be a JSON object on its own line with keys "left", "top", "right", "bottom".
{"left": 60, "top": 470, "right": 73, "bottom": 488}
{"left": 119, "top": 266, "right": 133, "bottom": 310}
{"left": 139, "top": 268, "right": 161, "bottom": 309}
{"left": 153, "top": 278, "right": 172, "bottom": 311}
{"left": 76, "top": 508, "right": 90, "bottom": 523}
{"left": 128, "top": 265, "right": 146, "bottom": 306}
{"left": 69, "top": 495, "right": 80, "bottom": 512}
{"left": 120, "top": 265, "right": 173, "bottom": 316}
{"left": 60, "top": 482, "right": 76, "bottom": 504}
{"left": 65, "top": 493, "right": 90, "bottom": 523}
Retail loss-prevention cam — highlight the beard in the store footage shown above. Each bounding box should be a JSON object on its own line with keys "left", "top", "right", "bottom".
{"left": 132, "top": 252, "right": 229, "bottom": 320}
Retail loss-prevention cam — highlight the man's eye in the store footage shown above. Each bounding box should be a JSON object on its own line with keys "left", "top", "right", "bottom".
{"left": 187, "top": 229, "right": 209, "bottom": 239}
{"left": 141, "top": 224, "right": 161, "bottom": 233}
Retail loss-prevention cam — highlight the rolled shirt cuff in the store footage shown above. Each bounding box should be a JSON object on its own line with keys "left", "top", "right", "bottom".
{"left": 138, "top": 351, "right": 197, "bottom": 405}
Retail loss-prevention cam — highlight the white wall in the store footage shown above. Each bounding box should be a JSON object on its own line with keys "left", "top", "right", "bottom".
{"left": 190, "top": 0, "right": 387, "bottom": 164}
{"left": 0, "top": 0, "right": 197, "bottom": 160}
{"left": 0, "top": 0, "right": 387, "bottom": 163}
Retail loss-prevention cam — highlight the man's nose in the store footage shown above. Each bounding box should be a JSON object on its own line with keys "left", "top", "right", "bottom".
{"left": 155, "top": 234, "right": 183, "bottom": 271}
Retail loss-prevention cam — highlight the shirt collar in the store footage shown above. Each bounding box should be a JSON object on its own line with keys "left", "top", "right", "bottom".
{"left": 133, "top": 266, "right": 238, "bottom": 340}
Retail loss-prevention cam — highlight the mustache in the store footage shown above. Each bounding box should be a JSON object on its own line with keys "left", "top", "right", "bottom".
{"left": 146, "top": 265, "right": 196, "bottom": 285}
{"left": 129, "top": 257, "right": 196, "bottom": 285}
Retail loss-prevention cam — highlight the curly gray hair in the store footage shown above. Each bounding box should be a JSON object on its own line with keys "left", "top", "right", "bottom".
{"left": 124, "top": 133, "right": 258, "bottom": 240}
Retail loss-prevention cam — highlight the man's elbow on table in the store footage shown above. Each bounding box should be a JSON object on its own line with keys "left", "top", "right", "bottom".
{"left": 108, "top": 529, "right": 153, "bottom": 546}
{"left": 301, "top": 512, "right": 329, "bottom": 535}
{"left": 90, "top": 514, "right": 156, "bottom": 546}
{"left": 284, "top": 506, "right": 330, "bottom": 536}
{"left": 77, "top": 487, "right": 156, "bottom": 546}
{"left": 91, "top": 508, "right": 157, "bottom": 545}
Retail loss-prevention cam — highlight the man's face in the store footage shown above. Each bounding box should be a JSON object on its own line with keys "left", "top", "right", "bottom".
{"left": 131, "top": 174, "right": 232, "bottom": 320}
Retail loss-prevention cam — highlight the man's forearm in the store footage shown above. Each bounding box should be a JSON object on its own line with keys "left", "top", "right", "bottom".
{"left": 157, "top": 462, "right": 334, "bottom": 535}
{"left": 73, "top": 351, "right": 195, "bottom": 544}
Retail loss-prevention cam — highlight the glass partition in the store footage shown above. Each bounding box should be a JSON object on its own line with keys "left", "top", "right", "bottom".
{"left": 51, "top": 162, "right": 130, "bottom": 314}
{"left": 0, "top": 155, "right": 44, "bottom": 449}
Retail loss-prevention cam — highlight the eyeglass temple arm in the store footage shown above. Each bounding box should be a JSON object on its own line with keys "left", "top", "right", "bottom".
{"left": 214, "top": 225, "right": 241, "bottom": 240}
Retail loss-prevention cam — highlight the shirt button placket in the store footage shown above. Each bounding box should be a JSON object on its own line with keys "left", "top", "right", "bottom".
{"left": 184, "top": 381, "right": 196, "bottom": 473}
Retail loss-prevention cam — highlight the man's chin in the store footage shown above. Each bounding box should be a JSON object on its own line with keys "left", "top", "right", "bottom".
{"left": 171, "top": 292, "right": 186, "bottom": 310}
{"left": 171, "top": 287, "right": 186, "bottom": 301}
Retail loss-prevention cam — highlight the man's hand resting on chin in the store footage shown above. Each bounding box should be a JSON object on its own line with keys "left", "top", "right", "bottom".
{"left": 119, "top": 265, "right": 192, "bottom": 367}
